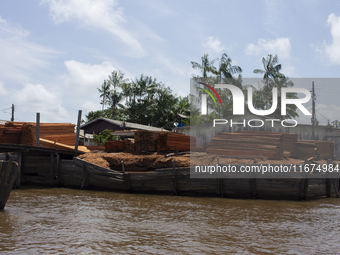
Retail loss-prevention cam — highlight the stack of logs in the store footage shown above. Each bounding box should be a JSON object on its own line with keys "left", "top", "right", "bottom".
{"left": 206, "top": 132, "right": 284, "bottom": 159}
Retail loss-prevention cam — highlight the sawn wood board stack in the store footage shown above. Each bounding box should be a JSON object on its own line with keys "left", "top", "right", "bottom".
{"left": 206, "top": 132, "right": 284, "bottom": 159}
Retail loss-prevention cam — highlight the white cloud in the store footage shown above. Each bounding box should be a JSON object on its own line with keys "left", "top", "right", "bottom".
{"left": 12, "top": 83, "right": 70, "bottom": 122}
{"left": 64, "top": 60, "right": 115, "bottom": 88}
{"left": 203, "top": 36, "right": 225, "bottom": 53}
{"left": 0, "top": 16, "right": 57, "bottom": 84}
{"left": 325, "top": 13, "right": 340, "bottom": 64}
{"left": 244, "top": 38, "right": 291, "bottom": 60}
{"left": 15, "top": 83, "right": 59, "bottom": 106}
{"left": 41, "top": 0, "right": 146, "bottom": 57}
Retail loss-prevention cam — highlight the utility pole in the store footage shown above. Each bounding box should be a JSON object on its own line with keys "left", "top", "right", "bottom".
{"left": 311, "top": 81, "right": 316, "bottom": 140}
{"left": 11, "top": 104, "right": 14, "bottom": 121}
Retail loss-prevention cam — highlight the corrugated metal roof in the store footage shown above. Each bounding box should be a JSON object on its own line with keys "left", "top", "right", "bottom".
{"left": 81, "top": 117, "right": 168, "bottom": 132}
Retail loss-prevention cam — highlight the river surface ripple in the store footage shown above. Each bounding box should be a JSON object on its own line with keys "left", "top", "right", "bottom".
{"left": 1, "top": 188, "right": 340, "bottom": 254}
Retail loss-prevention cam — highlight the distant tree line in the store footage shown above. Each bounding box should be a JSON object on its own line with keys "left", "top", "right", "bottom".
{"left": 85, "top": 71, "right": 190, "bottom": 130}
{"left": 86, "top": 53, "right": 315, "bottom": 128}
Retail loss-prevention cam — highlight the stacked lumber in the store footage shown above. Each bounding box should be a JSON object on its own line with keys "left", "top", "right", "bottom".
{"left": 206, "top": 132, "right": 284, "bottom": 159}
{"left": 296, "top": 141, "right": 319, "bottom": 159}
{"left": 235, "top": 130, "right": 298, "bottom": 157}
{"left": 39, "top": 138, "right": 90, "bottom": 153}
{"left": 298, "top": 140, "right": 335, "bottom": 160}
{"left": 162, "top": 133, "right": 196, "bottom": 151}
{"left": 134, "top": 130, "right": 195, "bottom": 152}
{"left": 105, "top": 140, "right": 127, "bottom": 152}
{"left": 125, "top": 139, "right": 135, "bottom": 152}
{"left": 20, "top": 122, "right": 76, "bottom": 146}
{"left": 134, "top": 131, "right": 161, "bottom": 151}
{"left": 0, "top": 123, "right": 22, "bottom": 144}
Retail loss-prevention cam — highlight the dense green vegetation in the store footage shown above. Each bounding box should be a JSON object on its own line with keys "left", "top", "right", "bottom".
{"left": 86, "top": 71, "right": 190, "bottom": 130}
{"left": 86, "top": 53, "right": 302, "bottom": 128}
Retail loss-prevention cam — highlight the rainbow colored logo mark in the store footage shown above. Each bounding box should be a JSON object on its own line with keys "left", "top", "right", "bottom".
{"left": 197, "top": 82, "right": 222, "bottom": 115}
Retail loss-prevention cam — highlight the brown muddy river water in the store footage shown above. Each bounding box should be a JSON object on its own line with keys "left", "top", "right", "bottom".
{"left": 1, "top": 188, "right": 340, "bottom": 254}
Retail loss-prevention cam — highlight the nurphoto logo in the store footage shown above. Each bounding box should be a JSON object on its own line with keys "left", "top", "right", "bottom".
{"left": 196, "top": 81, "right": 312, "bottom": 128}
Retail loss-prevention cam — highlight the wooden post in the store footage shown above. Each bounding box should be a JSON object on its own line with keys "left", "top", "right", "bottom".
{"left": 56, "top": 153, "right": 60, "bottom": 187}
{"left": 15, "top": 151, "right": 22, "bottom": 189}
{"left": 299, "top": 159, "right": 308, "bottom": 200}
{"left": 121, "top": 161, "right": 131, "bottom": 191}
{"left": 36, "top": 113, "right": 40, "bottom": 147}
{"left": 121, "top": 161, "right": 125, "bottom": 174}
{"left": 74, "top": 110, "right": 82, "bottom": 156}
{"left": 80, "top": 163, "right": 89, "bottom": 190}
{"left": 216, "top": 157, "right": 224, "bottom": 197}
{"left": 250, "top": 178, "right": 256, "bottom": 199}
{"left": 326, "top": 179, "right": 331, "bottom": 197}
{"left": 303, "top": 179, "right": 309, "bottom": 200}
{"left": 171, "top": 160, "right": 178, "bottom": 195}
{"left": 50, "top": 153, "right": 54, "bottom": 187}
{"left": 327, "top": 159, "right": 339, "bottom": 198}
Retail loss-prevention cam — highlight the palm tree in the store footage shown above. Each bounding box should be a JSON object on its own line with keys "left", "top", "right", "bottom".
{"left": 97, "top": 80, "right": 111, "bottom": 110}
{"left": 191, "top": 54, "right": 217, "bottom": 79}
{"left": 106, "top": 70, "right": 129, "bottom": 118}
{"left": 214, "top": 53, "right": 242, "bottom": 84}
{"left": 253, "top": 54, "right": 285, "bottom": 88}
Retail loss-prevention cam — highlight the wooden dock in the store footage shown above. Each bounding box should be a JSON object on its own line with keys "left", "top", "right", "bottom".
{"left": 0, "top": 143, "right": 339, "bottom": 201}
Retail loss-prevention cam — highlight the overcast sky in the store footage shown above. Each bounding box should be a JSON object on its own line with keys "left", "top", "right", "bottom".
{"left": 0, "top": 0, "right": 340, "bottom": 125}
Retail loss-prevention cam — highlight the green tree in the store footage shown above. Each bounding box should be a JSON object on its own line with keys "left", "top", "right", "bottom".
{"left": 85, "top": 109, "right": 111, "bottom": 122}
{"left": 106, "top": 70, "right": 129, "bottom": 118}
{"left": 191, "top": 54, "right": 217, "bottom": 79}
{"left": 253, "top": 54, "right": 285, "bottom": 88}
{"left": 214, "top": 53, "right": 242, "bottom": 85}
{"left": 93, "top": 129, "right": 117, "bottom": 144}
{"left": 97, "top": 80, "right": 111, "bottom": 110}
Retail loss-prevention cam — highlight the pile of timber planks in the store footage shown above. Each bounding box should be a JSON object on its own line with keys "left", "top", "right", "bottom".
{"left": 0, "top": 123, "right": 22, "bottom": 144}
{"left": 235, "top": 130, "right": 298, "bottom": 157}
{"left": 134, "top": 131, "right": 161, "bottom": 151}
{"left": 105, "top": 140, "right": 127, "bottom": 152}
{"left": 125, "top": 139, "right": 135, "bottom": 152}
{"left": 163, "top": 132, "right": 195, "bottom": 151}
{"left": 296, "top": 141, "right": 319, "bottom": 159}
{"left": 297, "top": 140, "right": 335, "bottom": 160}
{"left": 0, "top": 121, "right": 87, "bottom": 152}
{"left": 206, "top": 132, "right": 284, "bottom": 159}
{"left": 21, "top": 122, "right": 76, "bottom": 146}
{"left": 134, "top": 130, "right": 195, "bottom": 152}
